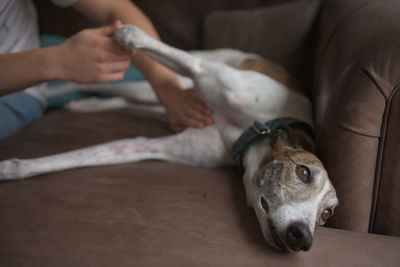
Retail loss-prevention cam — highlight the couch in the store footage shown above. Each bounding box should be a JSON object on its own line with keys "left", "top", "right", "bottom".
{"left": 1, "top": 0, "right": 400, "bottom": 266}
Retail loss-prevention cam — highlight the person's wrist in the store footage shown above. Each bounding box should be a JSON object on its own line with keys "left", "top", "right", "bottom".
{"left": 149, "top": 69, "right": 181, "bottom": 92}
{"left": 132, "top": 51, "right": 180, "bottom": 91}
{"left": 41, "top": 45, "right": 64, "bottom": 81}
{"left": 151, "top": 79, "right": 180, "bottom": 105}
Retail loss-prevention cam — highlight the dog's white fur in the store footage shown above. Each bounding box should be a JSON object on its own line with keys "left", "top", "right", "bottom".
{"left": 0, "top": 25, "right": 338, "bottom": 252}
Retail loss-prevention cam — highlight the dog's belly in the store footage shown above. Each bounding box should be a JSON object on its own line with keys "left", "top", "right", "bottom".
{"left": 191, "top": 62, "right": 313, "bottom": 130}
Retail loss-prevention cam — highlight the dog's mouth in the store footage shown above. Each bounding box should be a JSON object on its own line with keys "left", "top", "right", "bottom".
{"left": 268, "top": 219, "right": 287, "bottom": 251}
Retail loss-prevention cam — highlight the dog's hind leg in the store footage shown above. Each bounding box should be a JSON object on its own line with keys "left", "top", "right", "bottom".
{"left": 190, "top": 49, "right": 258, "bottom": 68}
{"left": 114, "top": 25, "right": 251, "bottom": 114}
{"left": 0, "top": 126, "right": 231, "bottom": 181}
{"left": 115, "top": 25, "right": 204, "bottom": 78}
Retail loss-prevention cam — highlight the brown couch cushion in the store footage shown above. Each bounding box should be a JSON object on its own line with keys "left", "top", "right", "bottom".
{"left": 1, "top": 109, "right": 400, "bottom": 266}
{"left": 202, "top": 0, "right": 321, "bottom": 92}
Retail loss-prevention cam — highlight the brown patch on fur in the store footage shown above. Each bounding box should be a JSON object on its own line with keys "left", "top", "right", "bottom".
{"left": 269, "top": 150, "right": 326, "bottom": 201}
{"left": 238, "top": 57, "right": 302, "bottom": 95}
{"left": 258, "top": 148, "right": 328, "bottom": 204}
{"left": 260, "top": 144, "right": 291, "bottom": 167}
{"left": 287, "top": 150, "right": 323, "bottom": 168}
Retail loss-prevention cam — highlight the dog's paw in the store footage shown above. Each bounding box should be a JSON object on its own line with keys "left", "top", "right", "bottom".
{"left": 0, "top": 158, "right": 23, "bottom": 181}
{"left": 114, "top": 25, "right": 150, "bottom": 50}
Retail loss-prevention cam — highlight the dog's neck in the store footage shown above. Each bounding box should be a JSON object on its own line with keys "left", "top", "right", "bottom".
{"left": 241, "top": 122, "right": 314, "bottom": 178}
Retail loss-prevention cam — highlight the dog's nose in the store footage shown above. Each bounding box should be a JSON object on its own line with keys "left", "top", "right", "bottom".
{"left": 285, "top": 222, "right": 313, "bottom": 251}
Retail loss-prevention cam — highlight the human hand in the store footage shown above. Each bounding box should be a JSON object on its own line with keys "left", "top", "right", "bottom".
{"left": 156, "top": 84, "right": 214, "bottom": 132}
{"left": 53, "top": 20, "right": 132, "bottom": 83}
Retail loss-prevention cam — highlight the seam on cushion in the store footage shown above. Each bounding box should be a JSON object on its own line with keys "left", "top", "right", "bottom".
{"left": 360, "top": 67, "right": 389, "bottom": 100}
{"left": 368, "top": 84, "right": 400, "bottom": 233}
{"left": 335, "top": 67, "right": 387, "bottom": 139}
{"left": 314, "top": 0, "right": 370, "bottom": 88}
{"left": 338, "top": 125, "right": 379, "bottom": 138}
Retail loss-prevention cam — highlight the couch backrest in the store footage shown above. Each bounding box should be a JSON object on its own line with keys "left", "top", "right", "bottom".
{"left": 34, "top": 0, "right": 299, "bottom": 49}
{"left": 33, "top": 0, "right": 322, "bottom": 90}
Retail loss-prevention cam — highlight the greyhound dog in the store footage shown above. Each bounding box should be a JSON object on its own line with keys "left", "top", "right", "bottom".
{"left": 0, "top": 25, "right": 338, "bottom": 252}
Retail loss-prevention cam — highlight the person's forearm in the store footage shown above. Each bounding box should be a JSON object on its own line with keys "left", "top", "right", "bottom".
{"left": 0, "top": 47, "right": 58, "bottom": 96}
{"left": 72, "top": 0, "right": 160, "bottom": 40}
{"left": 72, "top": 0, "right": 213, "bottom": 131}
{"left": 106, "top": 1, "right": 181, "bottom": 93}
{"left": 72, "top": 0, "right": 180, "bottom": 91}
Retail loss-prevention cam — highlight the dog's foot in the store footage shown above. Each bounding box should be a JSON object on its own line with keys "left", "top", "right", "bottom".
{"left": 65, "top": 97, "right": 129, "bottom": 113}
{"left": 0, "top": 158, "right": 24, "bottom": 181}
{"left": 114, "top": 25, "right": 151, "bottom": 50}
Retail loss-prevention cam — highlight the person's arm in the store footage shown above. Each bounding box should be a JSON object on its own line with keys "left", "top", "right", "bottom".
{"left": 0, "top": 21, "right": 131, "bottom": 97}
{"left": 71, "top": 0, "right": 213, "bottom": 131}
{"left": 0, "top": 47, "right": 56, "bottom": 96}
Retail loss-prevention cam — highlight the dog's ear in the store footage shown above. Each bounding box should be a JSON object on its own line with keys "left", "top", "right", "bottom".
{"left": 291, "top": 130, "right": 315, "bottom": 153}
{"left": 270, "top": 126, "right": 298, "bottom": 149}
{"left": 270, "top": 126, "right": 315, "bottom": 152}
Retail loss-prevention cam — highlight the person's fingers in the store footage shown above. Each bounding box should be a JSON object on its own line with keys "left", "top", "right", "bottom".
{"left": 93, "top": 24, "right": 114, "bottom": 37}
{"left": 101, "top": 38, "right": 131, "bottom": 55}
{"left": 110, "top": 20, "right": 122, "bottom": 35}
{"left": 187, "top": 108, "right": 214, "bottom": 126}
{"left": 186, "top": 106, "right": 211, "bottom": 124}
{"left": 185, "top": 89, "right": 213, "bottom": 116}
{"left": 176, "top": 92, "right": 214, "bottom": 128}
{"left": 180, "top": 112, "right": 206, "bottom": 129}
{"left": 95, "top": 50, "right": 131, "bottom": 64}
{"left": 185, "top": 89, "right": 205, "bottom": 104}
{"left": 94, "top": 20, "right": 121, "bottom": 37}
{"left": 99, "top": 61, "right": 130, "bottom": 73}
{"left": 92, "top": 21, "right": 130, "bottom": 55}
{"left": 108, "top": 54, "right": 132, "bottom": 62}
{"left": 96, "top": 71, "right": 125, "bottom": 83}
{"left": 191, "top": 101, "right": 213, "bottom": 117}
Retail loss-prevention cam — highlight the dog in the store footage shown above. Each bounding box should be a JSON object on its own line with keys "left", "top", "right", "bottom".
{"left": 0, "top": 25, "right": 338, "bottom": 252}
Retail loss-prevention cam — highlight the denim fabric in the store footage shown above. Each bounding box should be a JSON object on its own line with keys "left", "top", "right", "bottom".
{"left": 0, "top": 91, "right": 45, "bottom": 139}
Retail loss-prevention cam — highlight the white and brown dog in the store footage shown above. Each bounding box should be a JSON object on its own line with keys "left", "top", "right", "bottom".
{"left": 0, "top": 25, "right": 338, "bottom": 252}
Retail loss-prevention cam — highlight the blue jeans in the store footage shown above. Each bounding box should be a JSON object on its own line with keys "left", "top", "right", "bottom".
{"left": 0, "top": 91, "right": 45, "bottom": 139}
{"left": 0, "top": 34, "right": 145, "bottom": 140}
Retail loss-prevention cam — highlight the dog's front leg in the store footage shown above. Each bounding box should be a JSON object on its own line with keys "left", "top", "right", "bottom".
{"left": 0, "top": 126, "right": 231, "bottom": 181}
{"left": 0, "top": 138, "right": 174, "bottom": 181}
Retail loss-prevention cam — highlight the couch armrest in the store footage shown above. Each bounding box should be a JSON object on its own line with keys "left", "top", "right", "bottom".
{"left": 313, "top": 0, "right": 400, "bottom": 235}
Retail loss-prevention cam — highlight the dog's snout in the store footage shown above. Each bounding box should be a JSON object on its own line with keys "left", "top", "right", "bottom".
{"left": 285, "top": 222, "right": 312, "bottom": 252}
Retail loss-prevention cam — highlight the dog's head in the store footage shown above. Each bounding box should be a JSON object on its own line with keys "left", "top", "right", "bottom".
{"left": 252, "top": 126, "right": 338, "bottom": 252}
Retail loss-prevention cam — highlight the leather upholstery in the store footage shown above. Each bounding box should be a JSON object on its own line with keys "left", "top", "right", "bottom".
{"left": 1, "top": 109, "right": 400, "bottom": 266}
{"left": 1, "top": 0, "right": 400, "bottom": 265}
{"left": 314, "top": 0, "right": 400, "bottom": 234}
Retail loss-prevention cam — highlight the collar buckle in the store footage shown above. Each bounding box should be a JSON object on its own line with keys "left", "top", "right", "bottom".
{"left": 251, "top": 121, "right": 271, "bottom": 135}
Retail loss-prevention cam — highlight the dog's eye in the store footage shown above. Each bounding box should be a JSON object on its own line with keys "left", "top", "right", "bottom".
{"left": 260, "top": 196, "right": 269, "bottom": 214}
{"left": 321, "top": 209, "right": 333, "bottom": 222}
{"left": 296, "top": 165, "right": 311, "bottom": 182}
